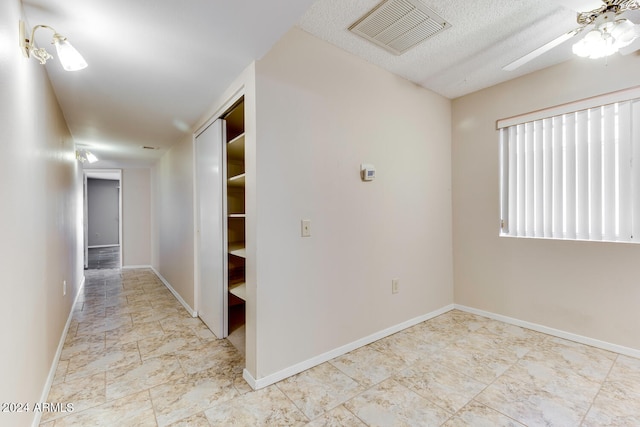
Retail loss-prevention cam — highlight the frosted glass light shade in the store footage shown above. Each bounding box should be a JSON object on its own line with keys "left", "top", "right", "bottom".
{"left": 611, "top": 19, "right": 637, "bottom": 47}
{"left": 53, "top": 36, "right": 87, "bottom": 71}
{"left": 572, "top": 19, "right": 639, "bottom": 59}
{"left": 85, "top": 151, "right": 98, "bottom": 163}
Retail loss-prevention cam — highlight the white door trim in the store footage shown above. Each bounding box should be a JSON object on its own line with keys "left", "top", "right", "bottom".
{"left": 83, "top": 169, "right": 123, "bottom": 268}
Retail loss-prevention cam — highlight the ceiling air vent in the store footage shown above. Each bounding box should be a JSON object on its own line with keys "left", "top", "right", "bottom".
{"left": 349, "top": 0, "right": 451, "bottom": 55}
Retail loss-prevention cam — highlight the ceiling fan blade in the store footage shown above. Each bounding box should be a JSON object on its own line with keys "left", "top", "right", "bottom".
{"left": 503, "top": 27, "right": 584, "bottom": 71}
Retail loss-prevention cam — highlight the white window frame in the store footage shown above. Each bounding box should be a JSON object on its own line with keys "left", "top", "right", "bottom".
{"left": 498, "top": 86, "right": 640, "bottom": 244}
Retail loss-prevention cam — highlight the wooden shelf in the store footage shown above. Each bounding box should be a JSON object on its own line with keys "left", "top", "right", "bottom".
{"left": 227, "top": 133, "right": 245, "bottom": 160}
{"left": 228, "top": 242, "right": 246, "bottom": 258}
{"left": 225, "top": 100, "right": 246, "bottom": 335}
{"left": 228, "top": 173, "right": 245, "bottom": 187}
{"left": 229, "top": 281, "right": 246, "bottom": 301}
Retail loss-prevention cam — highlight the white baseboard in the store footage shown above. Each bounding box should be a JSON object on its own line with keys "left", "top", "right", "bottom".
{"left": 454, "top": 304, "right": 640, "bottom": 359}
{"left": 87, "top": 244, "right": 119, "bottom": 248}
{"left": 121, "top": 264, "right": 153, "bottom": 270}
{"left": 244, "top": 304, "right": 455, "bottom": 390}
{"left": 150, "top": 266, "right": 197, "bottom": 317}
{"left": 243, "top": 368, "right": 258, "bottom": 390}
{"left": 32, "top": 274, "right": 86, "bottom": 427}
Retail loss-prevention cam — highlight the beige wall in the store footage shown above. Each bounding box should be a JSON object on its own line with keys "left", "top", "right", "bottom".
{"left": 0, "top": 1, "right": 83, "bottom": 426}
{"left": 153, "top": 135, "right": 195, "bottom": 308}
{"left": 253, "top": 28, "right": 453, "bottom": 379}
{"left": 452, "top": 54, "right": 640, "bottom": 351}
{"left": 122, "top": 168, "right": 152, "bottom": 266}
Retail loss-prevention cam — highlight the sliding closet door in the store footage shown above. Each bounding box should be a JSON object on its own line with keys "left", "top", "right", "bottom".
{"left": 195, "top": 119, "right": 228, "bottom": 338}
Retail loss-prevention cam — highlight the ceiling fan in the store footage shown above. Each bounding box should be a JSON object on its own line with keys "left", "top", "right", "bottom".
{"left": 504, "top": 0, "right": 640, "bottom": 71}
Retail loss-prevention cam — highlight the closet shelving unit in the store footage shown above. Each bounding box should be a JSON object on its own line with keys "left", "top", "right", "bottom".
{"left": 224, "top": 100, "right": 247, "bottom": 321}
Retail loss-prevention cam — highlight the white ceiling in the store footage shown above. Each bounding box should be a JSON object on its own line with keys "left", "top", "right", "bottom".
{"left": 21, "top": 0, "right": 640, "bottom": 167}
{"left": 21, "top": 0, "right": 318, "bottom": 167}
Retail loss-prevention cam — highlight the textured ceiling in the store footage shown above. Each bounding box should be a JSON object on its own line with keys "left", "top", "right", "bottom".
{"left": 20, "top": 0, "right": 640, "bottom": 166}
{"left": 298, "top": 0, "right": 640, "bottom": 99}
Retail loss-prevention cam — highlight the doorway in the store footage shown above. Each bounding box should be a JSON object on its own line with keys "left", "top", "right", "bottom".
{"left": 84, "top": 170, "right": 122, "bottom": 269}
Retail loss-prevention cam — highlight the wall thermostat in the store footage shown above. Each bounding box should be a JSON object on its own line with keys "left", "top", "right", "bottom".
{"left": 361, "top": 164, "right": 375, "bottom": 181}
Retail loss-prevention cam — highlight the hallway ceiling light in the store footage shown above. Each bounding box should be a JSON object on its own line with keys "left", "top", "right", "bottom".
{"left": 19, "top": 20, "right": 88, "bottom": 71}
{"left": 76, "top": 149, "right": 98, "bottom": 163}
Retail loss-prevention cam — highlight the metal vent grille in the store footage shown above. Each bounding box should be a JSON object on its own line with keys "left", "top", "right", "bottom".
{"left": 349, "top": 0, "right": 451, "bottom": 55}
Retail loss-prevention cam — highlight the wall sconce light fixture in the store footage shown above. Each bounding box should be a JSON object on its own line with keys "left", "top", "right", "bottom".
{"left": 76, "top": 149, "right": 98, "bottom": 163}
{"left": 19, "top": 20, "right": 87, "bottom": 71}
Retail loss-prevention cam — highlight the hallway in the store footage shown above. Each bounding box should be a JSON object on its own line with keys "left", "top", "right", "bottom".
{"left": 41, "top": 268, "right": 640, "bottom": 426}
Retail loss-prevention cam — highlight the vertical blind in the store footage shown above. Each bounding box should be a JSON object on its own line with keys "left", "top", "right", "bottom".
{"left": 499, "top": 98, "right": 640, "bottom": 243}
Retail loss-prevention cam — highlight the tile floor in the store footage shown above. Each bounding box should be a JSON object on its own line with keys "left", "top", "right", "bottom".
{"left": 41, "top": 268, "right": 640, "bottom": 426}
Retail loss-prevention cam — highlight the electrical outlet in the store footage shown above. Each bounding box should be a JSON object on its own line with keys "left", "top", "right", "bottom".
{"left": 301, "top": 219, "right": 311, "bottom": 237}
{"left": 392, "top": 279, "right": 399, "bottom": 294}
{"left": 63, "top": 280, "right": 67, "bottom": 296}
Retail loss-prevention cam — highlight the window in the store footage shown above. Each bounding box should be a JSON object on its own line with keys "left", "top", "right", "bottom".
{"left": 498, "top": 89, "right": 640, "bottom": 243}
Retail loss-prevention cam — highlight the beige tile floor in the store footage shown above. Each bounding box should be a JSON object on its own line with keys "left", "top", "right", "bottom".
{"left": 41, "top": 268, "right": 640, "bottom": 426}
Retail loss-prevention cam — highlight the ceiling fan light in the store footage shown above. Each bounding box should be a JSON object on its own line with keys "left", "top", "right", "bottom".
{"left": 612, "top": 19, "right": 634, "bottom": 38}
{"left": 53, "top": 34, "right": 88, "bottom": 71}
{"left": 611, "top": 19, "right": 638, "bottom": 47}
{"left": 590, "top": 39, "right": 617, "bottom": 58}
{"left": 572, "top": 27, "right": 621, "bottom": 59}
{"left": 592, "top": 42, "right": 617, "bottom": 58}
{"left": 598, "top": 44, "right": 618, "bottom": 58}
{"left": 572, "top": 39, "right": 591, "bottom": 57}
{"left": 584, "top": 29, "right": 603, "bottom": 43}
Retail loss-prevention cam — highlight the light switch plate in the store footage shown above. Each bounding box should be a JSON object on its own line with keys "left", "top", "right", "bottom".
{"left": 392, "top": 279, "right": 399, "bottom": 294}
